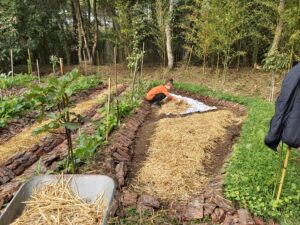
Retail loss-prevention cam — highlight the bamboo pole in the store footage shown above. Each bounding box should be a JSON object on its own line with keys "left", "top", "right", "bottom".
{"left": 106, "top": 77, "right": 111, "bottom": 141}
{"left": 60, "top": 58, "right": 64, "bottom": 76}
{"left": 10, "top": 49, "right": 14, "bottom": 78}
{"left": 36, "top": 59, "right": 40, "bottom": 84}
{"left": 276, "top": 146, "right": 291, "bottom": 202}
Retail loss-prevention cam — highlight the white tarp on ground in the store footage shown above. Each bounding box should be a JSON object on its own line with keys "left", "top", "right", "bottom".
{"left": 171, "top": 93, "right": 217, "bottom": 115}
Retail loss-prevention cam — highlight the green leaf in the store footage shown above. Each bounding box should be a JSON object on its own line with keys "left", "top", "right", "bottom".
{"left": 62, "top": 122, "right": 81, "bottom": 130}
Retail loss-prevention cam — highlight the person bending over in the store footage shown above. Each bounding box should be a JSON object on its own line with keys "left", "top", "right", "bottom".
{"left": 146, "top": 78, "right": 176, "bottom": 105}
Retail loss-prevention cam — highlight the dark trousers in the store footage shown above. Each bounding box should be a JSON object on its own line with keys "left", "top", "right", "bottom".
{"left": 149, "top": 93, "right": 166, "bottom": 104}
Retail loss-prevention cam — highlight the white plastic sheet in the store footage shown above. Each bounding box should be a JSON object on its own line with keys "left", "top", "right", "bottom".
{"left": 171, "top": 93, "right": 217, "bottom": 115}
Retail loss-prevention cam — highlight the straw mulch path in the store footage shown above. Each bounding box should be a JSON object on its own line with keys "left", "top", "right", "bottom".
{"left": 132, "top": 110, "right": 235, "bottom": 202}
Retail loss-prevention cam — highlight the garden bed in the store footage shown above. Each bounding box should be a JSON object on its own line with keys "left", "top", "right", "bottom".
{"left": 0, "top": 85, "right": 127, "bottom": 209}
{"left": 79, "top": 89, "right": 272, "bottom": 225}
{"left": 0, "top": 84, "right": 106, "bottom": 145}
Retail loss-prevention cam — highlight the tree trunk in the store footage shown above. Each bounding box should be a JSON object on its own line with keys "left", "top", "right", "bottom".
{"left": 165, "top": 0, "right": 174, "bottom": 69}
{"left": 252, "top": 38, "right": 259, "bottom": 66}
{"left": 86, "top": 0, "right": 91, "bottom": 30}
{"left": 73, "top": 0, "right": 93, "bottom": 64}
{"left": 78, "top": 33, "right": 83, "bottom": 63}
{"left": 92, "top": 0, "right": 98, "bottom": 64}
{"left": 269, "top": 0, "right": 285, "bottom": 54}
{"left": 58, "top": 15, "right": 71, "bottom": 65}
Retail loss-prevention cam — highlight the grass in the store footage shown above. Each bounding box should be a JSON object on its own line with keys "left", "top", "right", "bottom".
{"left": 175, "top": 82, "right": 300, "bottom": 225}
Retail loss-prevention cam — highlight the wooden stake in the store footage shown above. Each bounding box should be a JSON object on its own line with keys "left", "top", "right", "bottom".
{"left": 131, "top": 59, "right": 139, "bottom": 103}
{"left": 83, "top": 51, "right": 87, "bottom": 76}
{"left": 137, "top": 43, "right": 145, "bottom": 94}
{"left": 187, "top": 45, "right": 193, "bottom": 68}
{"left": 36, "top": 59, "right": 40, "bottom": 84}
{"left": 10, "top": 49, "right": 14, "bottom": 78}
{"left": 270, "top": 71, "right": 275, "bottom": 102}
{"left": 106, "top": 77, "right": 111, "bottom": 141}
{"left": 114, "top": 46, "right": 118, "bottom": 96}
{"left": 27, "top": 49, "right": 32, "bottom": 74}
{"left": 140, "top": 42, "right": 145, "bottom": 80}
{"left": 97, "top": 50, "right": 100, "bottom": 76}
{"left": 60, "top": 58, "right": 64, "bottom": 76}
{"left": 114, "top": 46, "right": 120, "bottom": 126}
{"left": 276, "top": 146, "right": 291, "bottom": 202}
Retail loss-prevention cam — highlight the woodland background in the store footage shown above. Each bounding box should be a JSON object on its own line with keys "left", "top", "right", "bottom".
{"left": 0, "top": 0, "right": 299, "bottom": 77}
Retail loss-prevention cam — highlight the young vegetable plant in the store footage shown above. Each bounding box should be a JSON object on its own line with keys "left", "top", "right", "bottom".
{"left": 50, "top": 55, "right": 59, "bottom": 75}
{"left": 33, "top": 71, "right": 83, "bottom": 173}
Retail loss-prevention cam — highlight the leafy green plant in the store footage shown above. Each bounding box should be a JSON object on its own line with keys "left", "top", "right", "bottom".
{"left": 0, "top": 70, "right": 101, "bottom": 128}
{"left": 33, "top": 71, "right": 85, "bottom": 173}
{"left": 71, "top": 82, "right": 148, "bottom": 165}
{"left": 0, "top": 73, "right": 35, "bottom": 90}
{"left": 50, "top": 55, "right": 59, "bottom": 75}
{"left": 263, "top": 51, "right": 290, "bottom": 102}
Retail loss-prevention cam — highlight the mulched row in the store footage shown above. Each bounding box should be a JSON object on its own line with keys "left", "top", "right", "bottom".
{"left": 92, "top": 91, "right": 277, "bottom": 225}
{"left": 0, "top": 85, "right": 127, "bottom": 210}
{"left": 0, "top": 84, "right": 107, "bottom": 145}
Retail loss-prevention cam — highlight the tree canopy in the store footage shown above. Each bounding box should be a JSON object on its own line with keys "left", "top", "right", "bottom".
{"left": 0, "top": 0, "right": 299, "bottom": 73}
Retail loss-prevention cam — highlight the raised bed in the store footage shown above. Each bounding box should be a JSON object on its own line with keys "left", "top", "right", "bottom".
{"left": 82, "top": 89, "right": 275, "bottom": 225}
{"left": 0, "top": 85, "right": 127, "bottom": 209}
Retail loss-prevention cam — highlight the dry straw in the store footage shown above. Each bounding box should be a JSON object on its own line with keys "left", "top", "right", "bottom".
{"left": 159, "top": 99, "right": 190, "bottom": 115}
{"left": 132, "top": 110, "right": 235, "bottom": 201}
{"left": 12, "top": 176, "right": 106, "bottom": 225}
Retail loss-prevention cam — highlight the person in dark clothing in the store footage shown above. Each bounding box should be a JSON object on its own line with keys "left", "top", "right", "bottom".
{"left": 265, "top": 62, "right": 300, "bottom": 150}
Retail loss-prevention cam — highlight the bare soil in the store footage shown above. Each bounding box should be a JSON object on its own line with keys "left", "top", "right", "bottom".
{"left": 128, "top": 109, "right": 159, "bottom": 180}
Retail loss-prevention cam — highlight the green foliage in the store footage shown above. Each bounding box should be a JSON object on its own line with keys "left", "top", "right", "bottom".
{"left": 263, "top": 51, "right": 290, "bottom": 72}
{"left": 0, "top": 70, "right": 101, "bottom": 128}
{"left": 32, "top": 70, "right": 90, "bottom": 173}
{"left": 50, "top": 55, "right": 59, "bottom": 74}
{"left": 0, "top": 73, "right": 35, "bottom": 90}
{"left": 175, "top": 82, "right": 300, "bottom": 224}
{"left": 0, "top": 97, "right": 32, "bottom": 128}
{"left": 72, "top": 81, "right": 149, "bottom": 164}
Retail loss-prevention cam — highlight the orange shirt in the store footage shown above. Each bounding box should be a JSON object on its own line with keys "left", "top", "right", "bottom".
{"left": 146, "top": 85, "right": 174, "bottom": 101}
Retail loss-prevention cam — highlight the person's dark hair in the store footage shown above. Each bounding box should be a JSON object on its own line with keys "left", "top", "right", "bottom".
{"left": 165, "top": 78, "right": 174, "bottom": 85}
{"left": 292, "top": 61, "right": 299, "bottom": 67}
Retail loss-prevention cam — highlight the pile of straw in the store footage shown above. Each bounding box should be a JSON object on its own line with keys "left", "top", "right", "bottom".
{"left": 159, "top": 99, "right": 190, "bottom": 115}
{"left": 12, "top": 177, "right": 105, "bottom": 225}
{"left": 132, "top": 110, "right": 235, "bottom": 201}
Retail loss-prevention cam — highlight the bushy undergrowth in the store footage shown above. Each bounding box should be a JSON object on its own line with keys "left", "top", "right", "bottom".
{"left": 175, "top": 82, "right": 300, "bottom": 225}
